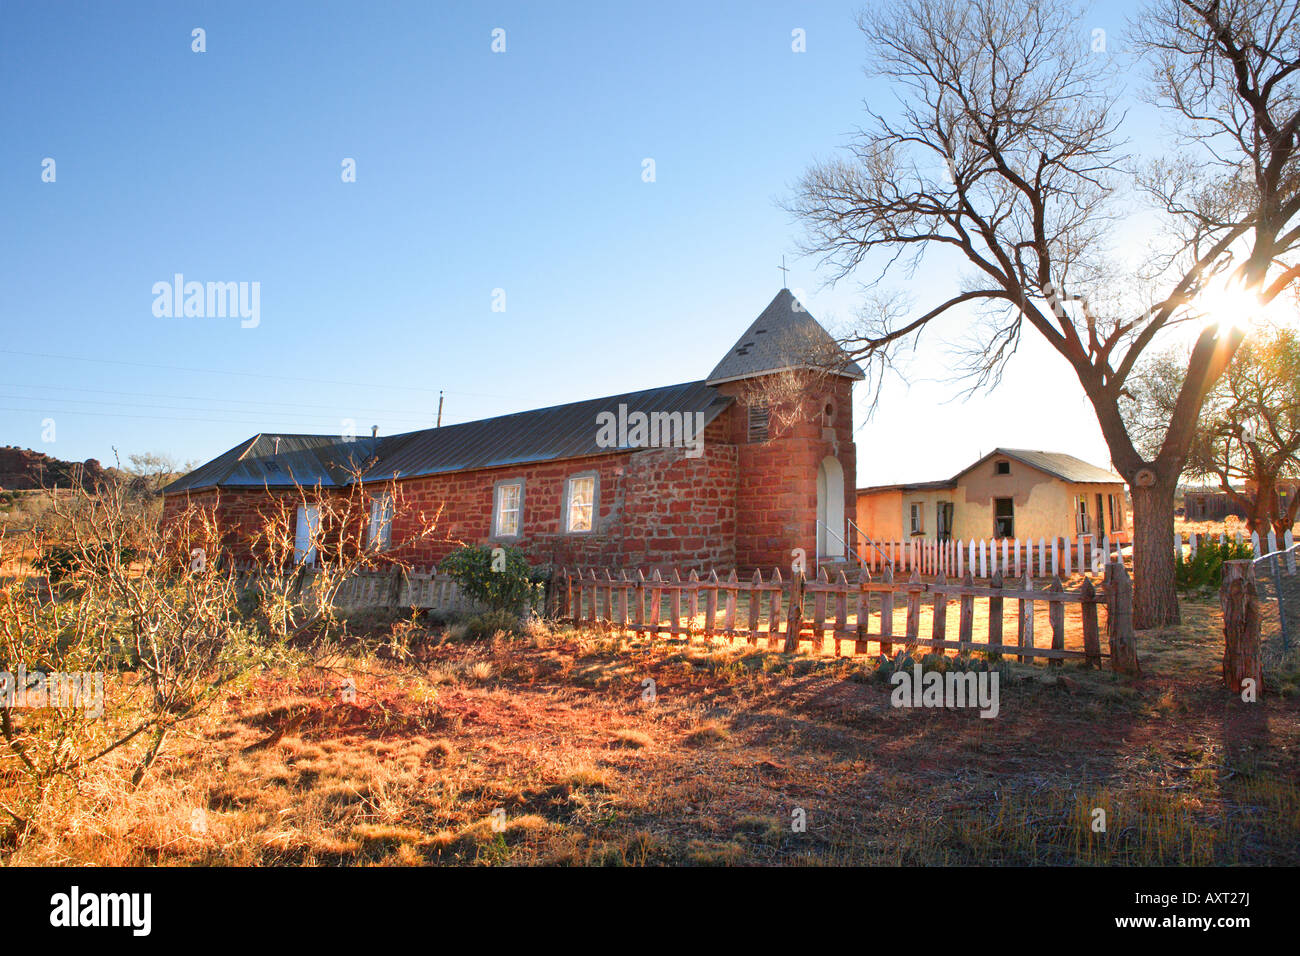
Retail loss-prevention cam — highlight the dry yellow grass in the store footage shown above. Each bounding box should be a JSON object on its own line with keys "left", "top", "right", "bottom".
{"left": 3, "top": 599, "right": 1298, "bottom": 866}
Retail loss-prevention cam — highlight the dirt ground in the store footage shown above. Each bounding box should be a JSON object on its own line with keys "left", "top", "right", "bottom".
{"left": 8, "top": 591, "right": 1298, "bottom": 867}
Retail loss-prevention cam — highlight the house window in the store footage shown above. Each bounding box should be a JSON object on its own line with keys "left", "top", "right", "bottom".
{"left": 994, "top": 498, "right": 1014, "bottom": 538}
{"left": 493, "top": 479, "right": 524, "bottom": 538}
{"left": 1108, "top": 493, "right": 1122, "bottom": 532}
{"left": 564, "top": 473, "right": 596, "bottom": 533}
{"left": 1076, "top": 495, "right": 1090, "bottom": 534}
{"left": 748, "top": 403, "right": 769, "bottom": 443}
{"left": 936, "top": 501, "right": 953, "bottom": 541}
{"left": 295, "top": 504, "right": 320, "bottom": 566}
{"left": 995, "top": 460, "right": 1011, "bottom": 475}
{"left": 367, "top": 494, "right": 394, "bottom": 550}
{"left": 909, "top": 502, "right": 924, "bottom": 535}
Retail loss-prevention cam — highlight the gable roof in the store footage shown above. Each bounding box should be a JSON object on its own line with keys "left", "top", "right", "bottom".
{"left": 363, "top": 380, "right": 731, "bottom": 482}
{"left": 162, "top": 433, "right": 392, "bottom": 494}
{"left": 164, "top": 380, "right": 733, "bottom": 494}
{"left": 706, "top": 289, "right": 866, "bottom": 385}
{"left": 957, "top": 448, "right": 1123, "bottom": 484}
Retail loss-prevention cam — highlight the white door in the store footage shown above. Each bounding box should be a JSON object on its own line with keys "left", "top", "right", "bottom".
{"left": 817, "top": 457, "right": 846, "bottom": 558}
{"left": 295, "top": 504, "right": 320, "bottom": 565}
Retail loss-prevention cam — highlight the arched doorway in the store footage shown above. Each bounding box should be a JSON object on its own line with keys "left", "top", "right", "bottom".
{"left": 816, "top": 456, "right": 845, "bottom": 559}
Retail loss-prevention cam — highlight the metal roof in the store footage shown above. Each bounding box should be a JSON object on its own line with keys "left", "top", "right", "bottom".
{"left": 956, "top": 448, "right": 1124, "bottom": 484}
{"left": 363, "top": 380, "right": 731, "bottom": 481}
{"left": 706, "top": 289, "right": 866, "bottom": 385}
{"left": 163, "top": 434, "right": 390, "bottom": 494}
{"left": 856, "top": 448, "right": 1123, "bottom": 497}
{"left": 856, "top": 479, "right": 958, "bottom": 495}
{"left": 165, "top": 381, "right": 733, "bottom": 493}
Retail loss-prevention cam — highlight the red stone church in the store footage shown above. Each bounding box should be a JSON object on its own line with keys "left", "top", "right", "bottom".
{"left": 162, "top": 290, "right": 863, "bottom": 573}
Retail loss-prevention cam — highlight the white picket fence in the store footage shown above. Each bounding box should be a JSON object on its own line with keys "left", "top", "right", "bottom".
{"left": 850, "top": 534, "right": 1125, "bottom": 579}
{"left": 1180, "top": 529, "right": 1297, "bottom": 576}
{"left": 850, "top": 528, "right": 1298, "bottom": 580}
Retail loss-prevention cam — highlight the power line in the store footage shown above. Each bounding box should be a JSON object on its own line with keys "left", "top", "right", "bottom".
{"left": 6, "top": 381, "right": 444, "bottom": 417}
{"left": 0, "top": 404, "right": 428, "bottom": 431}
{"left": 0, "top": 392, "right": 436, "bottom": 426}
{"left": 0, "top": 348, "right": 521, "bottom": 401}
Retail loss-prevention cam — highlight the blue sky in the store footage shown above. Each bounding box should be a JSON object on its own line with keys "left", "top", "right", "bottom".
{"left": 3, "top": 0, "right": 1145, "bottom": 484}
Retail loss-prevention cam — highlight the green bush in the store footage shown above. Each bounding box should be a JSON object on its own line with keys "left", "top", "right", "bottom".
{"left": 464, "top": 608, "right": 525, "bottom": 640}
{"left": 439, "top": 544, "right": 543, "bottom": 615}
{"left": 1175, "top": 540, "right": 1253, "bottom": 593}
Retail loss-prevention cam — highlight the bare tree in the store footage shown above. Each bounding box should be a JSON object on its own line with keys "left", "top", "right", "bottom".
{"left": 1127, "top": 328, "right": 1300, "bottom": 535}
{"left": 788, "top": 0, "right": 1300, "bottom": 627}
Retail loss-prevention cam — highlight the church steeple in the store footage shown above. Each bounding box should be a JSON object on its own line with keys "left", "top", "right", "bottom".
{"left": 705, "top": 289, "right": 865, "bottom": 386}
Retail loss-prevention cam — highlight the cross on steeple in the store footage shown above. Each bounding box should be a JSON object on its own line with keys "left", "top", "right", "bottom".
{"left": 779, "top": 256, "right": 790, "bottom": 289}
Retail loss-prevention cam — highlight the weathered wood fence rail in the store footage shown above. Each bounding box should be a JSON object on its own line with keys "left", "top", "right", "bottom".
{"left": 552, "top": 561, "right": 1140, "bottom": 674}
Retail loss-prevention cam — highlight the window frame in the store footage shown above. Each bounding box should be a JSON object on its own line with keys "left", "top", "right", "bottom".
{"left": 993, "top": 497, "right": 1015, "bottom": 539}
{"left": 994, "top": 460, "right": 1011, "bottom": 475}
{"left": 492, "top": 477, "right": 525, "bottom": 540}
{"left": 909, "top": 501, "right": 924, "bottom": 535}
{"left": 562, "top": 471, "right": 598, "bottom": 535}
{"left": 367, "top": 493, "right": 394, "bottom": 551}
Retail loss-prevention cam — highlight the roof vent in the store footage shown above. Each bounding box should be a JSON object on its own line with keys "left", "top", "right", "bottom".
{"left": 371, "top": 425, "right": 379, "bottom": 439}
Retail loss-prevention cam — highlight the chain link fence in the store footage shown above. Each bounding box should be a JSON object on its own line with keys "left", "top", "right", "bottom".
{"left": 1255, "top": 543, "right": 1299, "bottom": 671}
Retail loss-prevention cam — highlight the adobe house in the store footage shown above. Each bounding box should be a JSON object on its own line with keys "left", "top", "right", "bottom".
{"left": 855, "top": 448, "right": 1128, "bottom": 546}
{"left": 162, "top": 289, "right": 864, "bottom": 574}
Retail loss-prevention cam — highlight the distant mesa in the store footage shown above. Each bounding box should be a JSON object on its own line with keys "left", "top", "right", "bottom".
{"left": 0, "top": 446, "right": 113, "bottom": 492}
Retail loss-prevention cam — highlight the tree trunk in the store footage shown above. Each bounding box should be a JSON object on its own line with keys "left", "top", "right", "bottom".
{"left": 1130, "top": 478, "right": 1180, "bottom": 629}
{"left": 1248, "top": 476, "right": 1274, "bottom": 535}
{"left": 1220, "top": 561, "right": 1262, "bottom": 695}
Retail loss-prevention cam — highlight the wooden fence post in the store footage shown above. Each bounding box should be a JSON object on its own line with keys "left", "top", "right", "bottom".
{"left": 1048, "top": 574, "right": 1065, "bottom": 666}
{"left": 603, "top": 569, "right": 614, "bottom": 627}
{"left": 879, "top": 565, "right": 894, "bottom": 657}
{"left": 1017, "top": 571, "right": 1034, "bottom": 663}
{"left": 958, "top": 571, "right": 974, "bottom": 655}
{"left": 633, "top": 569, "right": 646, "bottom": 635}
{"left": 813, "top": 566, "right": 830, "bottom": 653}
{"left": 687, "top": 569, "right": 700, "bottom": 635}
{"left": 1220, "top": 560, "right": 1261, "bottom": 695}
{"left": 834, "top": 570, "right": 849, "bottom": 657}
{"left": 1080, "top": 576, "right": 1101, "bottom": 668}
{"left": 768, "top": 568, "right": 783, "bottom": 650}
{"left": 905, "top": 568, "right": 922, "bottom": 655}
{"left": 704, "top": 570, "right": 718, "bottom": 641}
{"left": 723, "top": 569, "right": 738, "bottom": 641}
{"left": 933, "top": 571, "right": 949, "bottom": 650}
{"left": 854, "top": 567, "right": 870, "bottom": 656}
{"left": 1104, "top": 561, "right": 1141, "bottom": 676}
{"left": 649, "top": 569, "right": 663, "bottom": 641}
{"left": 987, "top": 570, "right": 1003, "bottom": 659}
{"left": 783, "top": 570, "right": 805, "bottom": 654}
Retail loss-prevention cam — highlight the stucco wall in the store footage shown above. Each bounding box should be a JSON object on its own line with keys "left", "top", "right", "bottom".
{"left": 855, "top": 457, "right": 1128, "bottom": 544}
{"left": 955, "top": 467, "right": 1126, "bottom": 541}
{"left": 855, "top": 488, "right": 903, "bottom": 540}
